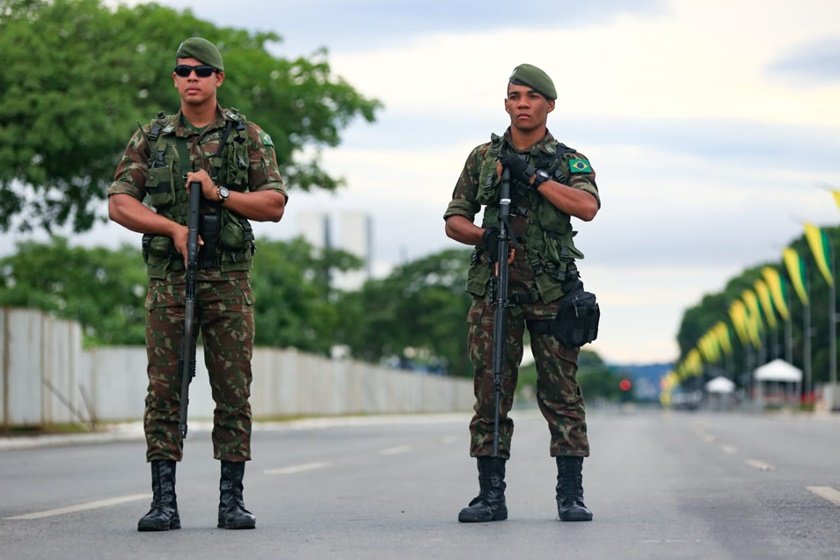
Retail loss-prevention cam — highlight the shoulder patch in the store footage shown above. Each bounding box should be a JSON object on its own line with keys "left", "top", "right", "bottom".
{"left": 259, "top": 131, "right": 274, "bottom": 147}
{"left": 568, "top": 158, "right": 592, "bottom": 173}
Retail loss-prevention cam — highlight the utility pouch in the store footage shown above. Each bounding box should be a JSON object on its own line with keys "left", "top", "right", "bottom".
{"left": 198, "top": 212, "right": 221, "bottom": 269}
{"left": 551, "top": 288, "right": 600, "bottom": 348}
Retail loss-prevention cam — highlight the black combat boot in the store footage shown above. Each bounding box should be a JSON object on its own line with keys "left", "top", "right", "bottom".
{"left": 137, "top": 459, "right": 180, "bottom": 531}
{"left": 218, "top": 460, "right": 256, "bottom": 529}
{"left": 458, "top": 457, "right": 508, "bottom": 522}
{"left": 556, "top": 456, "right": 593, "bottom": 522}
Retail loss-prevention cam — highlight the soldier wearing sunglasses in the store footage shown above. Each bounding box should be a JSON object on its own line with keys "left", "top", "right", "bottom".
{"left": 108, "top": 37, "right": 287, "bottom": 532}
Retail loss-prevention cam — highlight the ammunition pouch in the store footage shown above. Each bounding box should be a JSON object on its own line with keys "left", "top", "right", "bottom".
{"left": 528, "top": 286, "right": 600, "bottom": 348}
{"left": 198, "top": 211, "right": 221, "bottom": 269}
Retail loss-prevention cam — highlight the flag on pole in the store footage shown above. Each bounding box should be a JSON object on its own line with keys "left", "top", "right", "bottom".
{"left": 761, "top": 266, "right": 790, "bottom": 320}
{"left": 804, "top": 222, "right": 834, "bottom": 286}
{"left": 714, "top": 321, "right": 733, "bottom": 355}
{"left": 833, "top": 189, "right": 840, "bottom": 209}
{"left": 729, "top": 300, "right": 750, "bottom": 344}
{"left": 742, "top": 289, "right": 763, "bottom": 348}
{"left": 783, "top": 247, "right": 809, "bottom": 305}
{"left": 754, "top": 279, "right": 777, "bottom": 329}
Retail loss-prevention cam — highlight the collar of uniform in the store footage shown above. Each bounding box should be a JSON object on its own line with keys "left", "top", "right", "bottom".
{"left": 173, "top": 105, "right": 227, "bottom": 137}
{"left": 501, "top": 127, "right": 557, "bottom": 156}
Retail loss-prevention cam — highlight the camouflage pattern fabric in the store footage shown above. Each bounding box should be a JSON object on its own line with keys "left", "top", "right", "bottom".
{"left": 144, "top": 271, "right": 254, "bottom": 462}
{"left": 108, "top": 106, "right": 286, "bottom": 204}
{"left": 109, "top": 105, "right": 284, "bottom": 464}
{"left": 446, "top": 127, "right": 596, "bottom": 460}
{"left": 466, "top": 295, "right": 590, "bottom": 460}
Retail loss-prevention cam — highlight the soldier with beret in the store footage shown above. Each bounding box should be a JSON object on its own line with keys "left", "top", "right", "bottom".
{"left": 444, "top": 63, "right": 601, "bottom": 523}
{"left": 108, "top": 37, "right": 287, "bottom": 531}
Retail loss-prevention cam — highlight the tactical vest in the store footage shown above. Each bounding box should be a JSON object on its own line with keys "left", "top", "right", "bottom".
{"left": 141, "top": 109, "right": 255, "bottom": 279}
{"left": 467, "top": 133, "right": 585, "bottom": 303}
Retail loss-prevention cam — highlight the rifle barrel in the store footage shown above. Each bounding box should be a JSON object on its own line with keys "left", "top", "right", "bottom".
{"left": 178, "top": 181, "right": 202, "bottom": 439}
{"left": 491, "top": 168, "right": 511, "bottom": 457}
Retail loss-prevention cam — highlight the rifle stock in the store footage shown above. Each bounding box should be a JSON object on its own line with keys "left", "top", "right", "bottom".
{"left": 491, "top": 167, "right": 512, "bottom": 457}
{"left": 178, "top": 181, "right": 201, "bottom": 440}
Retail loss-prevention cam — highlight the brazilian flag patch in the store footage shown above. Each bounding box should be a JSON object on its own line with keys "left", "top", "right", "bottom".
{"left": 568, "top": 158, "right": 592, "bottom": 173}
{"left": 260, "top": 131, "right": 274, "bottom": 147}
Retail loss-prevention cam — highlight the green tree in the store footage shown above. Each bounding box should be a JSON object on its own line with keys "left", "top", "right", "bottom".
{"left": 335, "top": 248, "right": 473, "bottom": 376}
{"left": 251, "top": 237, "right": 363, "bottom": 355}
{"left": 0, "top": 0, "right": 381, "bottom": 232}
{"left": 0, "top": 237, "right": 147, "bottom": 345}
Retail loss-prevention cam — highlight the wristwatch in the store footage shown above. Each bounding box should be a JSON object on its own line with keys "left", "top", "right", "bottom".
{"left": 218, "top": 185, "right": 230, "bottom": 204}
{"left": 532, "top": 169, "right": 551, "bottom": 189}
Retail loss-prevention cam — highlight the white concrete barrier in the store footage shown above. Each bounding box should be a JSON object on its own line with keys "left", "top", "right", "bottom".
{"left": 0, "top": 308, "right": 474, "bottom": 429}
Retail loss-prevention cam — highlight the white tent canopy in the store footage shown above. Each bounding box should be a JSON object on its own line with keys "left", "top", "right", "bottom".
{"left": 705, "top": 376, "right": 736, "bottom": 393}
{"left": 753, "top": 359, "right": 803, "bottom": 382}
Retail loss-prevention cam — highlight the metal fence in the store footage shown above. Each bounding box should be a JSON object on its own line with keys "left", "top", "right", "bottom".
{"left": 1, "top": 308, "right": 474, "bottom": 429}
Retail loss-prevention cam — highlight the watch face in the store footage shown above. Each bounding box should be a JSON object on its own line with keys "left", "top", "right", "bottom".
{"left": 537, "top": 170, "right": 549, "bottom": 179}
{"left": 219, "top": 186, "right": 230, "bottom": 199}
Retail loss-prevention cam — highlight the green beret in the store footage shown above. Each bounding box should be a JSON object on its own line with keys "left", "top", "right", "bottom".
{"left": 176, "top": 37, "right": 224, "bottom": 72}
{"left": 508, "top": 63, "right": 556, "bottom": 100}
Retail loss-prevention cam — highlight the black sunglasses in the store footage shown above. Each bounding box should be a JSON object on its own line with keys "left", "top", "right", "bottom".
{"left": 174, "top": 64, "right": 217, "bottom": 78}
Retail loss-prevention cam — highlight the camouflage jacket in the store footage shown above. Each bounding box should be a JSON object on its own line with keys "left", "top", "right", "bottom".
{"left": 109, "top": 106, "right": 286, "bottom": 279}
{"left": 443, "top": 129, "right": 599, "bottom": 303}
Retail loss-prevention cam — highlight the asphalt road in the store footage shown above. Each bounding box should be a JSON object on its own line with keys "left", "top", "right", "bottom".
{"left": 2, "top": 407, "right": 840, "bottom": 560}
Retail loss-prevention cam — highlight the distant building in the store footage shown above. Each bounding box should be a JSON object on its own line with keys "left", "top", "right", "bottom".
{"left": 297, "top": 211, "right": 373, "bottom": 291}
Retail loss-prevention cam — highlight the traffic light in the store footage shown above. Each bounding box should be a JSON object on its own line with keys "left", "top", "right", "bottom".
{"left": 619, "top": 378, "right": 633, "bottom": 392}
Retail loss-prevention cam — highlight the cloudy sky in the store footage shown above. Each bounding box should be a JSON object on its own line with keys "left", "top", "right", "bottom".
{"left": 9, "top": 0, "right": 840, "bottom": 365}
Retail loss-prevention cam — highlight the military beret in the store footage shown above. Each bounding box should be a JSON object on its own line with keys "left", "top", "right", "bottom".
{"left": 509, "top": 63, "right": 556, "bottom": 100}
{"left": 176, "top": 37, "right": 224, "bottom": 72}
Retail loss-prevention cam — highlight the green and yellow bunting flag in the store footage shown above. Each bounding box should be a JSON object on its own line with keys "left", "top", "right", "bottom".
{"left": 741, "top": 289, "right": 763, "bottom": 348}
{"left": 783, "top": 247, "right": 809, "bottom": 305}
{"left": 804, "top": 223, "right": 834, "bottom": 286}
{"left": 699, "top": 330, "right": 720, "bottom": 363}
{"left": 728, "top": 300, "right": 750, "bottom": 344}
{"left": 714, "top": 321, "right": 733, "bottom": 355}
{"left": 833, "top": 189, "right": 840, "bottom": 210}
{"left": 754, "top": 279, "right": 777, "bottom": 329}
{"left": 761, "top": 266, "right": 790, "bottom": 320}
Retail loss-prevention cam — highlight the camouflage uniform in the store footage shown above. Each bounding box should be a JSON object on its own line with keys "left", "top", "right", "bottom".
{"left": 444, "top": 128, "right": 599, "bottom": 460}
{"left": 109, "top": 106, "right": 286, "bottom": 462}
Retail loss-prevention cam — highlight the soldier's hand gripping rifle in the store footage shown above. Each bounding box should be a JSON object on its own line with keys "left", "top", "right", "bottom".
{"left": 178, "top": 181, "right": 201, "bottom": 440}
{"left": 490, "top": 167, "right": 513, "bottom": 458}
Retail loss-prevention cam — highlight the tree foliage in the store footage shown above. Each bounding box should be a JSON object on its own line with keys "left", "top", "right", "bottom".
{"left": 0, "top": 238, "right": 623, "bottom": 383}
{"left": 335, "top": 248, "right": 474, "bottom": 376}
{"left": 250, "top": 237, "right": 363, "bottom": 354}
{"left": 0, "top": 0, "right": 381, "bottom": 232}
{"left": 676, "top": 226, "right": 840, "bottom": 387}
{"left": 0, "top": 237, "right": 147, "bottom": 344}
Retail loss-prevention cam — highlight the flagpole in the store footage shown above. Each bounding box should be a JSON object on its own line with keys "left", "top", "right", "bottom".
{"left": 829, "top": 240, "right": 836, "bottom": 411}
{"left": 803, "top": 271, "right": 812, "bottom": 407}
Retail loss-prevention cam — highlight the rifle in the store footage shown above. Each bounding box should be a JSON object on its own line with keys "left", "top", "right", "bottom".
{"left": 178, "top": 181, "right": 201, "bottom": 440}
{"left": 491, "top": 167, "right": 512, "bottom": 457}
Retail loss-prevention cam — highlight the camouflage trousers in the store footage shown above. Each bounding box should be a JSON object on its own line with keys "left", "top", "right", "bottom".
{"left": 144, "top": 272, "right": 254, "bottom": 462}
{"left": 466, "top": 296, "right": 589, "bottom": 460}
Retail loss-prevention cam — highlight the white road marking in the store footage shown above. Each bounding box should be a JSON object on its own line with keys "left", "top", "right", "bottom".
{"left": 745, "top": 459, "right": 775, "bottom": 471}
{"left": 263, "top": 461, "right": 330, "bottom": 476}
{"left": 720, "top": 444, "right": 738, "bottom": 455}
{"left": 441, "top": 436, "right": 460, "bottom": 445}
{"left": 703, "top": 434, "right": 717, "bottom": 443}
{"left": 4, "top": 494, "right": 150, "bottom": 520}
{"left": 378, "top": 445, "right": 411, "bottom": 456}
{"left": 808, "top": 486, "right": 840, "bottom": 506}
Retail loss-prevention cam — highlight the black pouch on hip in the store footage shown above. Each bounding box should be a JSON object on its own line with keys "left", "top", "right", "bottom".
{"left": 551, "top": 288, "right": 600, "bottom": 348}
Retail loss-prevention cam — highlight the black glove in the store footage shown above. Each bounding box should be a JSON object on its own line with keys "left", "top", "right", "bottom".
{"left": 482, "top": 227, "right": 500, "bottom": 263}
{"left": 499, "top": 154, "right": 531, "bottom": 186}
